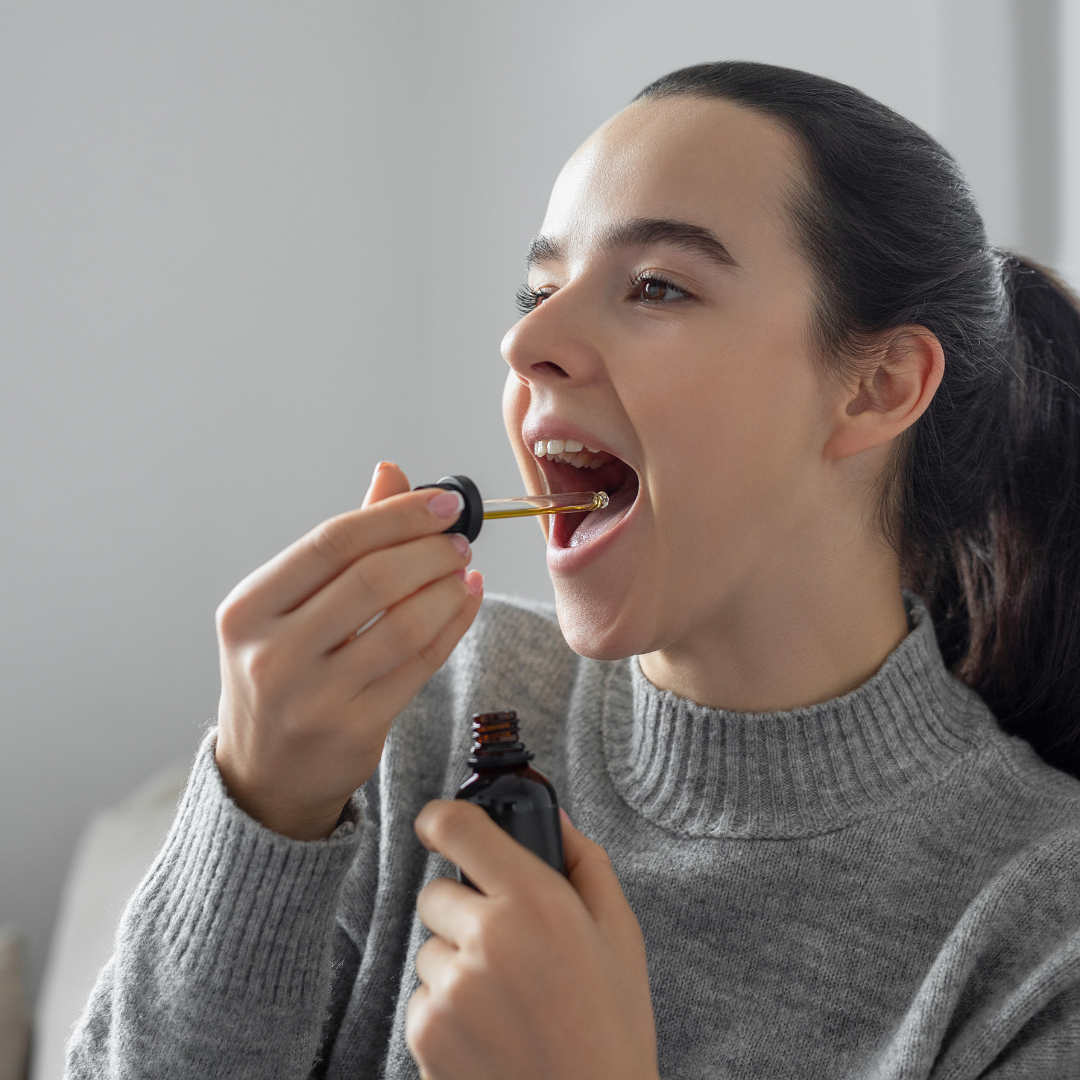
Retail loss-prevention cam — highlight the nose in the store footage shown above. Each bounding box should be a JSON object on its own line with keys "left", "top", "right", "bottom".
{"left": 500, "top": 284, "right": 605, "bottom": 388}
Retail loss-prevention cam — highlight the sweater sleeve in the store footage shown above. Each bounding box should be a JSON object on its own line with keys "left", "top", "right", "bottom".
{"left": 874, "top": 823, "right": 1080, "bottom": 1080}
{"left": 978, "top": 983, "right": 1080, "bottom": 1078}
{"left": 65, "top": 731, "right": 364, "bottom": 1080}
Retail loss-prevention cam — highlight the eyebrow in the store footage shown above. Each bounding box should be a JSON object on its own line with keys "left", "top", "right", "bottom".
{"left": 524, "top": 217, "right": 738, "bottom": 272}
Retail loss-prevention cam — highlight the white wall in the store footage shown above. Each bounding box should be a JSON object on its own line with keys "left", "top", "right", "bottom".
{"left": 0, "top": 0, "right": 1066, "bottom": 1005}
{"left": 1063, "top": 0, "right": 1080, "bottom": 285}
{"left": 940, "top": 0, "right": 1065, "bottom": 267}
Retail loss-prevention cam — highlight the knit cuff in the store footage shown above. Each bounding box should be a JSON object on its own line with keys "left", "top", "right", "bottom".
{"left": 118, "top": 730, "right": 363, "bottom": 1007}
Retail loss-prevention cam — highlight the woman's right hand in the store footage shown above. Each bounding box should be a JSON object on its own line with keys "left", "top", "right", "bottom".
{"left": 213, "top": 462, "right": 484, "bottom": 840}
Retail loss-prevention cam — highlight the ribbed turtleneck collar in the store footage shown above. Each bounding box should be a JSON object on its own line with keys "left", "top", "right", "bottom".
{"left": 602, "top": 594, "right": 997, "bottom": 840}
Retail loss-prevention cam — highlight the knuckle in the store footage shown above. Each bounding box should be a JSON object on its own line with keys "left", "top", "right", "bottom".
{"left": 419, "top": 876, "right": 454, "bottom": 910}
{"left": 414, "top": 936, "right": 436, "bottom": 971}
{"left": 348, "top": 560, "right": 382, "bottom": 610}
{"left": 456, "top": 911, "right": 486, "bottom": 953}
{"left": 416, "top": 641, "right": 444, "bottom": 672}
{"left": 381, "top": 610, "right": 424, "bottom": 659}
{"left": 469, "top": 914, "right": 515, "bottom": 968}
{"left": 440, "top": 962, "right": 475, "bottom": 1010}
{"left": 468, "top": 923, "right": 498, "bottom": 966}
{"left": 307, "top": 516, "right": 350, "bottom": 565}
{"left": 425, "top": 800, "right": 471, "bottom": 850}
{"left": 405, "top": 998, "right": 434, "bottom": 1057}
{"left": 407, "top": 996, "right": 451, "bottom": 1065}
{"left": 274, "top": 705, "right": 311, "bottom": 741}
{"left": 242, "top": 642, "right": 286, "bottom": 696}
{"left": 586, "top": 840, "right": 614, "bottom": 871}
{"left": 215, "top": 590, "right": 251, "bottom": 644}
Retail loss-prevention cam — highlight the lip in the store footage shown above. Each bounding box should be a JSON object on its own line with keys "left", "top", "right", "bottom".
{"left": 522, "top": 418, "right": 642, "bottom": 574}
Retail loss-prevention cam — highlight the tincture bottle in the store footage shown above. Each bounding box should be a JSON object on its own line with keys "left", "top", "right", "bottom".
{"left": 455, "top": 711, "right": 565, "bottom": 887}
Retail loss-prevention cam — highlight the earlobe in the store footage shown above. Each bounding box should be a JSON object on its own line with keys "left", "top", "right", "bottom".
{"left": 825, "top": 327, "right": 944, "bottom": 460}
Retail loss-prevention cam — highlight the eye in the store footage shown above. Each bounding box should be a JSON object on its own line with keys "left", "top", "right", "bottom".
{"left": 515, "top": 284, "right": 555, "bottom": 317}
{"left": 629, "top": 273, "right": 690, "bottom": 304}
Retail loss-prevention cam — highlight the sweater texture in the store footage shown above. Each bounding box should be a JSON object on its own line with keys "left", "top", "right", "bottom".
{"left": 68, "top": 593, "right": 1080, "bottom": 1078}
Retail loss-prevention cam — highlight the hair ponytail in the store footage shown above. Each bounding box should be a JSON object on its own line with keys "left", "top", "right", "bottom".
{"left": 912, "top": 257, "right": 1080, "bottom": 776}
{"left": 636, "top": 63, "right": 1080, "bottom": 778}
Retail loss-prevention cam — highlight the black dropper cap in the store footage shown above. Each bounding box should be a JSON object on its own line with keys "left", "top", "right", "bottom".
{"left": 413, "top": 474, "right": 484, "bottom": 542}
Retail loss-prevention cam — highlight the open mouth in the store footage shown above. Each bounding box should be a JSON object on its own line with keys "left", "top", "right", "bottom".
{"left": 531, "top": 439, "right": 640, "bottom": 548}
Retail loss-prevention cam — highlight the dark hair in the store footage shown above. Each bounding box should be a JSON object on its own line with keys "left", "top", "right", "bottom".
{"left": 635, "top": 62, "right": 1080, "bottom": 778}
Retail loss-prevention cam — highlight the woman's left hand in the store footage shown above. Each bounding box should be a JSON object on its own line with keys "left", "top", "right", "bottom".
{"left": 407, "top": 800, "right": 660, "bottom": 1080}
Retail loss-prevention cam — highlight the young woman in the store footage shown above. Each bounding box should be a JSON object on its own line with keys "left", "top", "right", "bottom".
{"left": 70, "top": 63, "right": 1080, "bottom": 1079}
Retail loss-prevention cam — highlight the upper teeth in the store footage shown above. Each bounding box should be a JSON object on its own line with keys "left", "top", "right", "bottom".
{"left": 532, "top": 438, "right": 607, "bottom": 469}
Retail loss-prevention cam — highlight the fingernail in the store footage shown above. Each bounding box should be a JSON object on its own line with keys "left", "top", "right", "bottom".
{"left": 467, "top": 569, "right": 484, "bottom": 597}
{"left": 559, "top": 807, "right": 571, "bottom": 825}
{"left": 428, "top": 489, "right": 465, "bottom": 519}
{"left": 449, "top": 533, "right": 470, "bottom": 558}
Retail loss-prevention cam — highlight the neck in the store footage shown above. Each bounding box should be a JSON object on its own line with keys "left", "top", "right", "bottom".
{"left": 639, "top": 522, "right": 909, "bottom": 714}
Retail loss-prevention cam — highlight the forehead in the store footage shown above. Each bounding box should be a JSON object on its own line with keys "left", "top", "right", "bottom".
{"left": 540, "top": 96, "right": 804, "bottom": 267}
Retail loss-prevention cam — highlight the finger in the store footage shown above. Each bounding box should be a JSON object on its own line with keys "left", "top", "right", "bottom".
{"left": 414, "top": 798, "right": 560, "bottom": 898}
{"left": 329, "top": 571, "right": 470, "bottom": 686}
{"left": 414, "top": 932, "right": 460, "bottom": 989}
{"left": 223, "top": 486, "right": 467, "bottom": 626}
{"left": 560, "top": 810, "right": 643, "bottom": 950}
{"left": 415, "top": 876, "right": 487, "bottom": 948}
{"left": 357, "top": 574, "right": 483, "bottom": 721}
{"left": 406, "top": 984, "right": 470, "bottom": 1080}
{"left": 362, "top": 461, "right": 410, "bottom": 508}
{"left": 404, "top": 984, "right": 433, "bottom": 1070}
{"left": 296, "top": 532, "right": 471, "bottom": 654}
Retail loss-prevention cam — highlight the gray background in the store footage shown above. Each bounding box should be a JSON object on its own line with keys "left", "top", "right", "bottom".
{"left": 2, "top": 0, "right": 1077, "bottom": 1003}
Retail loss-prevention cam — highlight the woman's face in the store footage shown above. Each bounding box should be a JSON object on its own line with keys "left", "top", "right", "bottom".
{"left": 501, "top": 95, "right": 839, "bottom": 660}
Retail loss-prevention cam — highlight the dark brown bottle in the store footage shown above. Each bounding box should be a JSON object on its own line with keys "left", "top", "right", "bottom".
{"left": 455, "top": 711, "right": 565, "bottom": 887}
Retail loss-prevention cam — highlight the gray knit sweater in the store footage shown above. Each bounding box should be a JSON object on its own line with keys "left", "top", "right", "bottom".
{"left": 68, "top": 594, "right": 1080, "bottom": 1078}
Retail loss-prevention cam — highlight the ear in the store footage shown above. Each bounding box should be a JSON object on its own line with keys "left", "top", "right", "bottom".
{"left": 823, "top": 327, "right": 944, "bottom": 461}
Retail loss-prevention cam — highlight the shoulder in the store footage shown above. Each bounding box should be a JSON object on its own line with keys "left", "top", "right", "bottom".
{"left": 984, "top": 730, "right": 1080, "bottom": 819}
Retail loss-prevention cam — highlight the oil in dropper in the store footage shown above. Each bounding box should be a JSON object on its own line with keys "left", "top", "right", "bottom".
{"left": 481, "top": 491, "right": 608, "bottom": 520}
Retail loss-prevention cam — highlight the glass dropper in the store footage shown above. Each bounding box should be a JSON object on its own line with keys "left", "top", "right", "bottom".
{"left": 482, "top": 491, "right": 609, "bottom": 520}
{"left": 413, "top": 475, "right": 607, "bottom": 542}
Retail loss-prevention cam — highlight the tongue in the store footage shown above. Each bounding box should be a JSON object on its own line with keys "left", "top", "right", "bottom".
{"left": 568, "top": 481, "right": 636, "bottom": 547}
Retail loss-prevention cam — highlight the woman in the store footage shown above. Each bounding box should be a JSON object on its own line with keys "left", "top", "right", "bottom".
{"left": 70, "top": 63, "right": 1080, "bottom": 1079}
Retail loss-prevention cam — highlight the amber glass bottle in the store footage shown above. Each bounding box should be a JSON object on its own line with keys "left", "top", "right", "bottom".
{"left": 455, "top": 710, "right": 565, "bottom": 886}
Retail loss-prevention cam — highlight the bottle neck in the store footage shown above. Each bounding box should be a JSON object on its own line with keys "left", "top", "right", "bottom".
{"left": 468, "top": 711, "right": 534, "bottom": 769}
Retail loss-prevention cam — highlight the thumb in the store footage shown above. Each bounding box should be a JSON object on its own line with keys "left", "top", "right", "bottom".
{"left": 362, "top": 460, "right": 411, "bottom": 507}
{"left": 560, "top": 808, "right": 642, "bottom": 947}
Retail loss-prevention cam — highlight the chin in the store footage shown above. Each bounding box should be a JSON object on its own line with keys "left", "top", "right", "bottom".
{"left": 552, "top": 579, "right": 654, "bottom": 662}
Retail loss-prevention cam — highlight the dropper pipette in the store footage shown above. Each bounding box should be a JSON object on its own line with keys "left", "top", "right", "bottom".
{"left": 482, "top": 491, "right": 609, "bottom": 520}
{"left": 413, "top": 475, "right": 607, "bottom": 542}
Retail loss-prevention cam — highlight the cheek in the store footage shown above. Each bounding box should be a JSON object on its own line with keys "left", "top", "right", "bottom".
{"left": 619, "top": 330, "right": 823, "bottom": 542}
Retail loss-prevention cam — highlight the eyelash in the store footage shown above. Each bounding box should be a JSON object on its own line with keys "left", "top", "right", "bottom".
{"left": 514, "top": 273, "right": 692, "bottom": 317}
{"left": 515, "top": 284, "right": 546, "bottom": 318}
